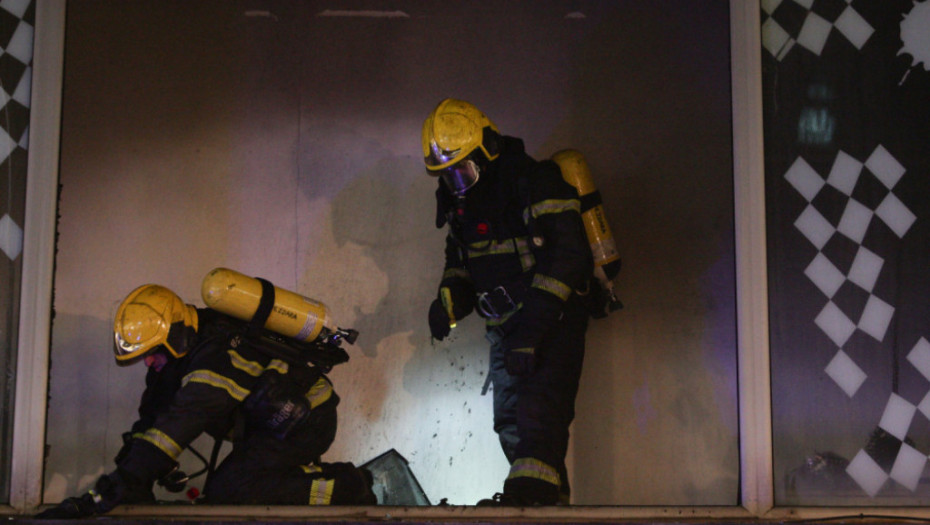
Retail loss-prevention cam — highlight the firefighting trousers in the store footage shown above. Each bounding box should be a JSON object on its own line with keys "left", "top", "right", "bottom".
{"left": 488, "top": 297, "right": 588, "bottom": 498}
{"left": 203, "top": 404, "right": 374, "bottom": 505}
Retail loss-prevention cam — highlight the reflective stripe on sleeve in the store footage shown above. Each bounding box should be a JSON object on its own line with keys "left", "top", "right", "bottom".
{"left": 528, "top": 198, "right": 580, "bottom": 219}
{"left": 140, "top": 428, "right": 183, "bottom": 461}
{"left": 301, "top": 464, "right": 323, "bottom": 475}
{"left": 182, "top": 370, "right": 250, "bottom": 401}
{"left": 227, "top": 350, "right": 264, "bottom": 377}
{"left": 531, "top": 273, "right": 573, "bottom": 301}
{"left": 467, "top": 238, "right": 518, "bottom": 259}
{"left": 266, "top": 359, "right": 289, "bottom": 374}
{"left": 506, "top": 457, "right": 560, "bottom": 486}
{"left": 442, "top": 267, "right": 471, "bottom": 281}
{"left": 514, "top": 237, "right": 536, "bottom": 271}
{"left": 309, "top": 478, "right": 334, "bottom": 505}
{"left": 306, "top": 377, "right": 334, "bottom": 409}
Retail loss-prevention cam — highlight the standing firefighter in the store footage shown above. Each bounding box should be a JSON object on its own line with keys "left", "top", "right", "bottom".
{"left": 37, "top": 276, "right": 375, "bottom": 519}
{"left": 423, "top": 98, "right": 596, "bottom": 505}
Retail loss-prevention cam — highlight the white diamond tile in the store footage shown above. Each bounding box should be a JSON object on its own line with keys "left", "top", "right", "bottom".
{"left": 797, "top": 12, "right": 832, "bottom": 56}
{"left": 827, "top": 150, "right": 862, "bottom": 195}
{"left": 918, "top": 390, "right": 930, "bottom": 419}
{"left": 847, "top": 246, "right": 883, "bottom": 293}
{"left": 890, "top": 442, "right": 926, "bottom": 491}
{"left": 0, "top": 126, "right": 14, "bottom": 164}
{"left": 5, "top": 19, "right": 33, "bottom": 65}
{"left": 879, "top": 393, "right": 916, "bottom": 441}
{"left": 825, "top": 350, "right": 867, "bottom": 397}
{"left": 785, "top": 156, "right": 825, "bottom": 201}
{"left": 847, "top": 449, "right": 888, "bottom": 497}
{"left": 805, "top": 253, "right": 845, "bottom": 298}
{"left": 763, "top": 18, "right": 794, "bottom": 60}
{"left": 866, "top": 145, "right": 906, "bottom": 189}
{"left": 0, "top": 213, "right": 23, "bottom": 260}
{"left": 1, "top": 0, "right": 33, "bottom": 18}
{"left": 907, "top": 338, "right": 930, "bottom": 382}
{"left": 834, "top": 6, "right": 874, "bottom": 49}
{"left": 875, "top": 193, "right": 915, "bottom": 238}
{"left": 761, "top": 0, "right": 784, "bottom": 15}
{"left": 858, "top": 295, "right": 894, "bottom": 342}
{"left": 815, "top": 301, "right": 857, "bottom": 348}
{"left": 837, "top": 198, "right": 873, "bottom": 243}
{"left": 795, "top": 205, "right": 835, "bottom": 249}
{"left": 13, "top": 64, "right": 31, "bottom": 108}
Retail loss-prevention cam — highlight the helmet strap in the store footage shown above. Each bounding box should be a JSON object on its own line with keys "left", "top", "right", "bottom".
{"left": 166, "top": 321, "right": 197, "bottom": 358}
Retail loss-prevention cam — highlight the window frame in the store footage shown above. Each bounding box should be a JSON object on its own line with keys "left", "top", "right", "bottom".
{"left": 10, "top": 0, "right": 928, "bottom": 519}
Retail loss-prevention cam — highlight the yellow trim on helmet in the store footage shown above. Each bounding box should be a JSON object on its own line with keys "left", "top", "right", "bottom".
{"left": 422, "top": 98, "right": 500, "bottom": 172}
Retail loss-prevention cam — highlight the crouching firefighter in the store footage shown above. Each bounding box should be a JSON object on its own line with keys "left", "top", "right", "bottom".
{"left": 36, "top": 270, "right": 375, "bottom": 519}
{"left": 423, "top": 99, "right": 599, "bottom": 506}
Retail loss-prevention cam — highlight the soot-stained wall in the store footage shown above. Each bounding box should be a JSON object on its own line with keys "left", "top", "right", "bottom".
{"left": 45, "top": 0, "right": 737, "bottom": 505}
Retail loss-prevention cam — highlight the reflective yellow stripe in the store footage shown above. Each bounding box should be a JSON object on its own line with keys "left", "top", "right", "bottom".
{"left": 532, "top": 273, "right": 572, "bottom": 301}
{"left": 266, "top": 359, "right": 289, "bottom": 374}
{"left": 442, "top": 267, "right": 470, "bottom": 281}
{"left": 309, "top": 478, "right": 334, "bottom": 505}
{"left": 183, "top": 370, "right": 250, "bottom": 401}
{"left": 507, "top": 457, "right": 560, "bottom": 486}
{"left": 140, "top": 428, "right": 183, "bottom": 460}
{"left": 514, "top": 237, "right": 535, "bottom": 271}
{"left": 301, "top": 464, "right": 323, "bottom": 475}
{"left": 511, "top": 347, "right": 534, "bottom": 355}
{"left": 306, "top": 377, "right": 334, "bottom": 409}
{"left": 467, "top": 239, "right": 517, "bottom": 259}
{"left": 228, "top": 350, "right": 264, "bottom": 377}
{"left": 529, "top": 198, "right": 580, "bottom": 219}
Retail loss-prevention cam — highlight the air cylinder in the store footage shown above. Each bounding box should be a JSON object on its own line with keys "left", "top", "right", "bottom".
{"left": 552, "top": 149, "right": 621, "bottom": 281}
{"left": 201, "top": 267, "right": 337, "bottom": 343}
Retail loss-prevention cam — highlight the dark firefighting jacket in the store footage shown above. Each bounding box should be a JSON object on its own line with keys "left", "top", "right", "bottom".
{"left": 117, "top": 308, "right": 338, "bottom": 487}
{"left": 436, "top": 136, "right": 593, "bottom": 353}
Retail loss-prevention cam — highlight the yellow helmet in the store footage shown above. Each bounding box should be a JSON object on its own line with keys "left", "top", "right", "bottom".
{"left": 422, "top": 99, "right": 501, "bottom": 195}
{"left": 113, "top": 284, "right": 199, "bottom": 363}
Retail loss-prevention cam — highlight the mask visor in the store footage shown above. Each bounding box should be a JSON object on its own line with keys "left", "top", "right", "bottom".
{"left": 439, "top": 160, "right": 480, "bottom": 196}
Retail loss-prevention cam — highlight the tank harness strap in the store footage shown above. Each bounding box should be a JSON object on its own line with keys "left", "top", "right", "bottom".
{"left": 249, "top": 277, "right": 276, "bottom": 338}
{"left": 579, "top": 190, "right": 602, "bottom": 213}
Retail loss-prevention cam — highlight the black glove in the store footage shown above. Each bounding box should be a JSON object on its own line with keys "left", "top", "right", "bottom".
{"left": 34, "top": 494, "right": 96, "bottom": 520}
{"left": 505, "top": 348, "right": 537, "bottom": 376}
{"left": 113, "top": 431, "right": 134, "bottom": 464}
{"left": 320, "top": 462, "right": 378, "bottom": 505}
{"left": 91, "top": 469, "right": 155, "bottom": 514}
{"left": 428, "top": 298, "right": 451, "bottom": 340}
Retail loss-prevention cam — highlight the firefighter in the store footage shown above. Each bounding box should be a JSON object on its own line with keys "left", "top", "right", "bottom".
{"left": 423, "top": 98, "right": 594, "bottom": 505}
{"left": 36, "top": 284, "right": 375, "bottom": 519}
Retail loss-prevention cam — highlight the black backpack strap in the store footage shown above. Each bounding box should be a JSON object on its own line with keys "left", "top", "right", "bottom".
{"left": 248, "top": 277, "right": 276, "bottom": 338}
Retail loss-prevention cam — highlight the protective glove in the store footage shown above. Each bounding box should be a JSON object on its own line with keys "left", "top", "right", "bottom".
{"left": 505, "top": 347, "right": 537, "bottom": 376}
{"left": 34, "top": 493, "right": 96, "bottom": 520}
{"left": 91, "top": 468, "right": 155, "bottom": 514}
{"left": 113, "top": 431, "right": 134, "bottom": 464}
{"left": 428, "top": 298, "right": 452, "bottom": 340}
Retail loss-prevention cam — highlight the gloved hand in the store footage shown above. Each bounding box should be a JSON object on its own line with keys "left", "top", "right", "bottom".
{"left": 428, "top": 298, "right": 451, "bottom": 340}
{"left": 34, "top": 493, "right": 96, "bottom": 520}
{"left": 92, "top": 468, "right": 155, "bottom": 514}
{"left": 505, "top": 347, "right": 537, "bottom": 376}
{"left": 114, "top": 431, "right": 134, "bottom": 464}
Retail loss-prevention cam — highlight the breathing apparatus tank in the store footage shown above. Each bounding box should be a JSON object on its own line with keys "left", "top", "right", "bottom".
{"left": 552, "top": 149, "right": 623, "bottom": 313}
{"left": 201, "top": 267, "right": 358, "bottom": 346}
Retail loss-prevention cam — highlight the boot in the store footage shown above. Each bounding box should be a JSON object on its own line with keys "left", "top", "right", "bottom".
{"left": 476, "top": 477, "right": 559, "bottom": 506}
